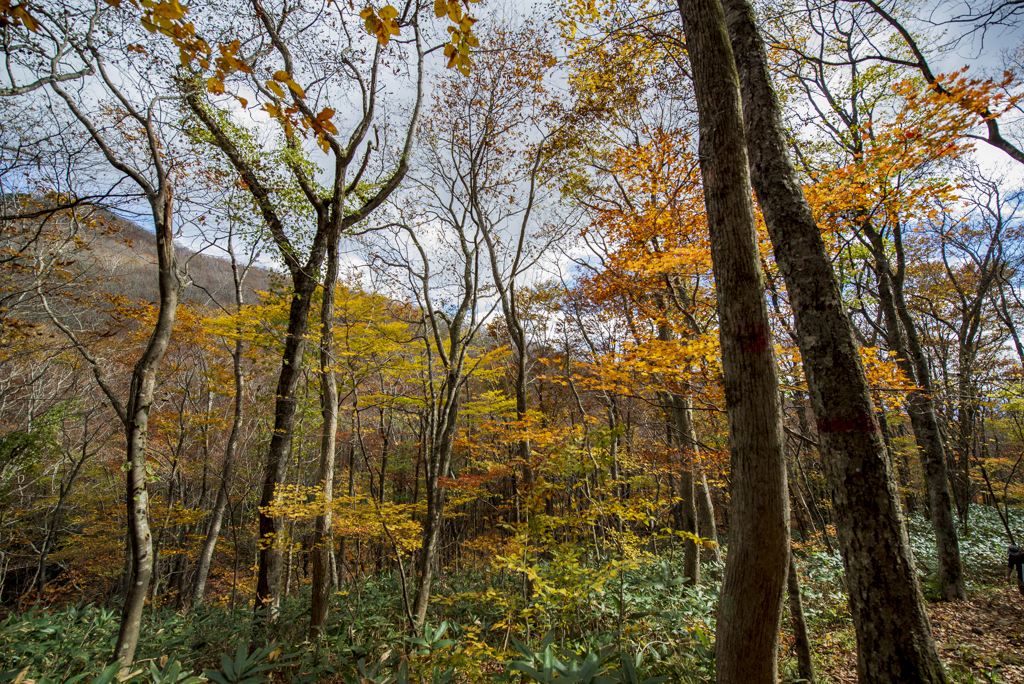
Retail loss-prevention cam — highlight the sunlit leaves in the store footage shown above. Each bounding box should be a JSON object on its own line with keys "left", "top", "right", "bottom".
{"left": 899, "top": 67, "right": 1023, "bottom": 127}
{"left": 552, "top": 0, "right": 599, "bottom": 42}
{"left": 360, "top": 4, "right": 401, "bottom": 47}
{"left": 265, "top": 483, "right": 423, "bottom": 552}
{"left": 0, "top": 0, "right": 39, "bottom": 31}
{"left": 428, "top": 0, "right": 480, "bottom": 75}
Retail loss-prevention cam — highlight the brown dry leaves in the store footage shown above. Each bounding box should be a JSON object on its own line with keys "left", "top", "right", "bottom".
{"left": 930, "top": 586, "right": 1024, "bottom": 682}
{"left": 805, "top": 587, "right": 1024, "bottom": 682}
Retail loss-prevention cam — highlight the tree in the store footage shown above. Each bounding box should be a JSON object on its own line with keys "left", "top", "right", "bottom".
{"left": 182, "top": 0, "right": 425, "bottom": 623}
{"left": 719, "top": 0, "right": 949, "bottom": 678}
{"left": 0, "top": 3, "right": 193, "bottom": 665}
{"left": 769, "top": 0, "right": 967, "bottom": 600}
{"left": 413, "top": 22, "right": 566, "bottom": 589}
{"left": 857, "top": 0, "right": 1024, "bottom": 166}
{"left": 364, "top": 200, "right": 495, "bottom": 630}
{"left": 565, "top": 126, "right": 723, "bottom": 580}
{"left": 908, "top": 166, "right": 1024, "bottom": 524}
{"left": 674, "top": 0, "right": 791, "bottom": 680}
{"left": 189, "top": 219, "right": 259, "bottom": 607}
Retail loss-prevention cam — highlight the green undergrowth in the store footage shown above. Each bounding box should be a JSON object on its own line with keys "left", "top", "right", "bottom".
{"left": 907, "top": 504, "right": 1023, "bottom": 595}
{"left": 2, "top": 504, "right": 1017, "bottom": 684}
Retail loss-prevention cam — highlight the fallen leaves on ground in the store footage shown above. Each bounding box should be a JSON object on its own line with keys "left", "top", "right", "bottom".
{"left": 806, "top": 586, "right": 1024, "bottom": 683}
{"left": 930, "top": 586, "right": 1024, "bottom": 682}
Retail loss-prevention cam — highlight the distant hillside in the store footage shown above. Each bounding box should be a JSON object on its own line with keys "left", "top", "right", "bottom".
{"left": 1, "top": 198, "right": 278, "bottom": 343}
{"left": 76, "top": 206, "right": 277, "bottom": 308}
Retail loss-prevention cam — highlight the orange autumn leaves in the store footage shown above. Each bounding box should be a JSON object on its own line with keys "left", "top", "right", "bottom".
{"left": 571, "top": 119, "right": 923, "bottom": 411}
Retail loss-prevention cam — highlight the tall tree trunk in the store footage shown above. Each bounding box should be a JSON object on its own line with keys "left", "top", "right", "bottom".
{"left": 310, "top": 236, "right": 340, "bottom": 638}
{"left": 191, "top": 240, "right": 248, "bottom": 607}
{"left": 865, "top": 224, "right": 965, "bottom": 600}
{"left": 787, "top": 553, "right": 817, "bottom": 684}
{"left": 675, "top": 1, "right": 791, "bottom": 680}
{"left": 113, "top": 188, "right": 179, "bottom": 667}
{"left": 720, "top": 1, "right": 949, "bottom": 680}
{"left": 412, "top": 485, "right": 446, "bottom": 629}
{"left": 255, "top": 270, "right": 320, "bottom": 620}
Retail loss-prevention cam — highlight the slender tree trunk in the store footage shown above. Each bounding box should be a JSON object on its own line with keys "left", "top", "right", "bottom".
{"left": 787, "top": 553, "right": 817, "bottom": 684}
{"left": 190, "top": 342, "right": 242, "bottom": 606}
{"left": 310, "top": 236, "right": 340, "bottom": 639}
{"left": 696, "top": 474, "right": 722, "bottom": 566}
{"left": 795, "top": 406, "right": 834, "bottom": 554}
{"left": 255, "top": 270, "right": 319, "bottom": 619}
{"left": 113, "top": 189, "right": 179, "bottom": 668}
{"left": 667, "top": 392, "right": 700, "bottom": 585}
{"left": 877, "top": 408, "right": 917, "bottom": 515}
{"left": 191, "top": 243, "right": 248, "bottom": 607}
{"left": 866, "top": 225, "right": 965, "bottom": 600}
{"left": 36, "top": 441, "right": 91, "bottom": 599}
{"left": 675, "top": 2, "right": 790, "bottom": 680}
{"left": 719, "top": 1, "right": 949, "bottom": 679}
{"left": 953, "top": 357, "right": 976, "bottom": 522}
{"left": 657, "top": 320, "right": 702, "bottom": 582}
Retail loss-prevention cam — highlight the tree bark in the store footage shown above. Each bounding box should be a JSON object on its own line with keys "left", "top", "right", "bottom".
{"left": 787, "top": 553, "right": 816, "bottom": 684}
{"left": 254, "top": 269, "right": 320, "bottom": 618}
{"left": 310, "top": 236, "right": 341, "bottom": 638}
{"left": 113, "top": 188, "right": 179, "bottom": 667}
{"left": 864, "top": 223, "right": 965, "bottom": 600}
{"left": 675, "top": 1, "right": 791, "bottom": 680}
{"left": 720, "top": 0, "right": 949, "bottom": 679}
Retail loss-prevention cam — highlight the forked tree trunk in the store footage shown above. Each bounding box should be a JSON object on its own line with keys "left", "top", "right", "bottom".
{"left": 675, "top": 1, "right": 791, "bottom": 680}
{"left": 411, "top": 369, "right": 462, "bottom": 628}
{"left": 865, "top": 224, "right": 965, "bottom": 600}
{"left": 720, "top": 0, "right": 949, "bottom": 679}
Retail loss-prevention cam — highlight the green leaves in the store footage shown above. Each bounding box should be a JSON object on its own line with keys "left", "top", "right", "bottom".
{"left": 203, "top": 642, "right": 284, "bottom": 684}
{"left": 147, "top": 658, "right": 206, "bottom": 684}
{"left": 505, "top": 636, "right": 670, "bottom": 684}
{"left": 0, "top": 661, "right": 122, "bottom": 684}
{"left": 406, "top": 622, "right": 456, "bottom": 655}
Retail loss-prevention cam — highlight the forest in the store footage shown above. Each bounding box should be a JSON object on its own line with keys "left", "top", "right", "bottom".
{"left": 1, "top": 0, "right": 1023, "bottom": 681}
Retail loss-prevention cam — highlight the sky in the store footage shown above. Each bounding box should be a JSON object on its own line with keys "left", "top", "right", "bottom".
{"left": 10, "top": 0, "right": 1021, "bottom": 295}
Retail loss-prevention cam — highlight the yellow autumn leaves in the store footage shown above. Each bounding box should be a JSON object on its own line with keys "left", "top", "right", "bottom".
{"left": 360, "top": 4, "right": 401, "bottom": 46}
{"left": 434, "top": 0, "right": 481, "bottom": 76}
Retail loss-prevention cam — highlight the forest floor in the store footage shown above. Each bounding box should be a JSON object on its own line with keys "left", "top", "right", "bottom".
{"left": 815, "top": 585, "right": 1024, "bottom": 683}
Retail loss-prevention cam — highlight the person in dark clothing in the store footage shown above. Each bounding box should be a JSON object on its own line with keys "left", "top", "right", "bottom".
{"left": 1008, "top": 544, "right": 1024, "bottom": 597}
